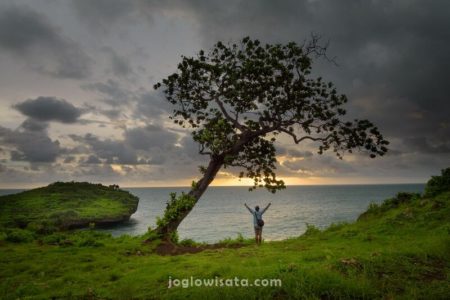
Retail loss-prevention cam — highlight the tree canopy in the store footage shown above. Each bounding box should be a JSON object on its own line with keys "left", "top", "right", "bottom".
{"left": 155, "top": 36, "right": 389, "bottom": 193}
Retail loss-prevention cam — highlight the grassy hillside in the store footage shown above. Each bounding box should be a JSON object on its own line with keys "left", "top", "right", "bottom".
{"left": 0, "top": 182, "right": 139, "bottom": 231}
{"left": 0, "top": 172, "right": 449, "bottom": 299}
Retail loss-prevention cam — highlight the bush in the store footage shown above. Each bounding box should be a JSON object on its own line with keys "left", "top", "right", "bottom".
{"left": 6, "top": 229, "right": 35, "bottom": 243}
{"left": 41, "top": 232, "right": 68, "bottom": 245}
{"left": 303, "top": 223, "right": 321, "bottom": 236}
{"left": 425, "top": 168, "right": 450, "bottom": 197}
{"left": 179, "top": 238, "right": 198, "bottom": 247}
{"left": 143, "top": 227, "right": 160, "bottom": 241}
{"left": 381, "top": 192, "right": 420, "bottom": 209}
{"left": 26, "top": 221, "right": 58, "bottom": 234}
{"left": 156, "top": 193, "right": 196, "bottom": 229}
{"left": 169, "top": 231, "right": 179, "bottom": 244}
{"left": 326, "top": 222, "right": 350, "bottom": 232}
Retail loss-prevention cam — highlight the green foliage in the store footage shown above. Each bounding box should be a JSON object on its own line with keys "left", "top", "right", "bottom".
{"left": 359, "top": 192, "right": 421, "bottom": 221}
{"left": 143, "top": 226, "right": 160, "bottom": 241}
{"left": 155, "top": 36, "right": 389, "bottom": 193}
{"left": 26, "top": 221, "right": 58, "bottom": 234}
{"left": 5, "top": 228, "right": 35, "bottom": 243}
{"left": 41, "top": 232, "right": 68, "bottom": 245}
{"left": 169, "top": 231, "right": 179, "bottom": 244}
{"left": 425, "top": 167, "right": 450, "bottom": 197}
{"left": 0, "top": 181, "right": 139, "bottom": 231}
{"left": 303, "top": 223, "right": 321, "bottom": 236}
{"left": 217, "top": 233, "right": 252, "bottom": 246}
{"left": 0, "top": 231, "right": 6, "bottom": 242}
{"left": 156, "top": 193, "right": 196, "bottom": 230}
{"left": 179, "top": 238, "right": 200, "bottom": 247}
{"left": 380, "top": 192, "right": 420, "bottom": 209}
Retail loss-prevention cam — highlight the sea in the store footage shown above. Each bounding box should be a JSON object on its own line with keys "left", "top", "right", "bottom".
{"left": 0, "top": 184, "right": 424, "bottom": 243}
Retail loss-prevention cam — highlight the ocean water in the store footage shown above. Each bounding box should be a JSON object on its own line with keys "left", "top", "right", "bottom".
{"left": 0, "top": 184, "right": 425, "bottom": 243}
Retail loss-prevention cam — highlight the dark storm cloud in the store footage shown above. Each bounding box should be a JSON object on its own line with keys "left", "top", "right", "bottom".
{"left": 0, "top": 122, "right": 62, "bottom": 163}
{"left": 134, "top": 90, "right": 173, "bottom": 120}
{"left": 66, "top": 0, "right": 450, "bottom": 147}
{"left": 84, "top": 155, "right": 102, "bottom": 164}
{"left": 19, "top": 118, "right": 49, "bottom": 132}
{"left": 124, "top": 125, "right": 177, "bottom": 150}
{"left": 404, "top": 137, "right": 450, "bottom": 154}
{"left": 0, "top": 5, "right": 92, "bottom": 79}
{"left": 70, "top": 133, "right": 139, "bottom": 165}
{"left": 69, "top": 124, "right": 178, "bottom": 165}
{"left": 101, "top": 47, "right": 134, "bottom": 78}
{"left": 82, "top": 81, "right": 171, "bottom": 122}
{"left": 144, "top": 0, "right": 450, "bottom": 172}
{"left": 14, "top": 97, "right": 83, "bottom": 123}
{"left": 71, "top": 0, "right": 151, "bottom": 34}
{"left": 82, "top": 79, "right": 131, "bottom": 107}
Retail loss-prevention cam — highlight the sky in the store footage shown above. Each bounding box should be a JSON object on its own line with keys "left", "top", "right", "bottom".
{"left": 0, "top": 0, "right": 449, "bottom": 188}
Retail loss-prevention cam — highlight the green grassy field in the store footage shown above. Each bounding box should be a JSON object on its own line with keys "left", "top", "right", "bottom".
{"left": 0, "top": 187, "right": 449, "bottom": 299}
{"left": 0, "top": 182, "right": 139, "bottom": 231}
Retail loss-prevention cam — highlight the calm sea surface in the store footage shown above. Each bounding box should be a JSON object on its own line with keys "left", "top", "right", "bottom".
{"left": 0, "top": 184, "right": 424, "bottom": 243}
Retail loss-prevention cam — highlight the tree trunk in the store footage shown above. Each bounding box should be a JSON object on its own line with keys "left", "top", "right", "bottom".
{"left": 156, "top": 154, "right": 225, "bottom": 239}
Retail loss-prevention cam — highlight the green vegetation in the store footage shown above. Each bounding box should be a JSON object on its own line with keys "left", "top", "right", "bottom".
{"left": 0, "top": 182, "right": 139, "bottom": 232}
{"left": 0, "top": 171, "right": 449, "bottom": 299}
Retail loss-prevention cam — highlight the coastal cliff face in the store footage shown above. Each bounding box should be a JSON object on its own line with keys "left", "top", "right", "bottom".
{"left": 0, "top": 182, "right": 139, "bottom": 231}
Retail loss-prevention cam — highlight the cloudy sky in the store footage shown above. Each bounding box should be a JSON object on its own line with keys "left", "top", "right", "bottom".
{"left": 0, "top": 0, "right": 449, "bottom": 188}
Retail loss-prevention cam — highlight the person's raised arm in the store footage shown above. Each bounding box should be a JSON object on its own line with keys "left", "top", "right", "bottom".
{"left": 244, "top": 203, "right": 253, "bottom": 214}
{"left": 262, "top": 202, "right": 272, "bottom": 214}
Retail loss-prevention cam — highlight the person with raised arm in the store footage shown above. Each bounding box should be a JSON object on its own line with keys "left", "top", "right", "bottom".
{"left": 244, "top": 202, "right": 271, "bottom": 245}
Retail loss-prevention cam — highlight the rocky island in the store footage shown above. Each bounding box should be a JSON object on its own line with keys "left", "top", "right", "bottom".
{"left": 0, "top": 182, "right": 139, "bottom": 232}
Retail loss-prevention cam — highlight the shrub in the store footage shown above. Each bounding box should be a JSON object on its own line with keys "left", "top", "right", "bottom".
{"left": 381, "top": 192, "right": 420, "bottom": 209}
{"left": 0, "top": 231, "right": 6, "bottom": 241}
{"left": 326, "top": 222, "right": 349, "bottom": 232}
{"left": 179, "top": 238, "right": 197, "bottom": 247}
{"left": 41, "top": 232, "right": 68, "bottom": 245}
{"left": 143, "top": 227, "right": 160, "bottom": 241}
{"left": 425, "top": 167, "right": 450, "bottom": 197}
{"left": 155, "top": 192, "right": 196, "bottom": 235}
{"left": 303, "top": 223, "right": 321, "bottom": 236}
{"left": 26, "top": 221, "right": 58, "bottom": 234}
{"left": 6, "top": 229, "right": 35, "bottom": 243}
{"left": 169, "top": 230, "right": 179, "bottom": 244}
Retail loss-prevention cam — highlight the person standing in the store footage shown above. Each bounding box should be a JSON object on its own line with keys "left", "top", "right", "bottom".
{"left": 244, "top": 202, "right": 271, "bottom": 245}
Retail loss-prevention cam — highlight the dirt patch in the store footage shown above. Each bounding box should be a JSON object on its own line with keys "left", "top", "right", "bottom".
{"left": 153, "top": 240, "right": 246, "bottom": 256}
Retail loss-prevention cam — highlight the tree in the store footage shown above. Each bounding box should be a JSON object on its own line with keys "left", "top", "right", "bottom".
{"left": 153, "top": 36, "right": 389, "bottom": 240}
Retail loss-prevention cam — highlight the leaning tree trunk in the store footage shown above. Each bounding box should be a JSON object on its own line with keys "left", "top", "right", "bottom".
{"left": 156, "top": 154, "right": 225, "bottom": 240}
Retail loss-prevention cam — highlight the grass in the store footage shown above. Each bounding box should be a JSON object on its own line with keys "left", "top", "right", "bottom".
{"left": 0, "top": 182, "right": 139, "bottom": 231}
{"left": 0, "top": 189, "right": 449, "bottom": 299}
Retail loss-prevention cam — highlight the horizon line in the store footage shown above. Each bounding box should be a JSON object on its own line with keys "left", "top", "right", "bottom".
{"left": 0, "top": 182, "right": 426, "bottom": 190}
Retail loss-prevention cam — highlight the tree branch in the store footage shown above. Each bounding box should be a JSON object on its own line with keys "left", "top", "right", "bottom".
{"left": 199, "top": 144, "right": 212, "bottom": 156}
{"left": 214, "top": 97, "right": 247, "bottom": 131}
{"left": 277, "top": 127, "right": 333, "bottom": 144}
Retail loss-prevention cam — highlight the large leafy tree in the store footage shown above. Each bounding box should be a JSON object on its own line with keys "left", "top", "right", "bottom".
{"left": 153, "top": 36, "right": 389, "bottom": 239}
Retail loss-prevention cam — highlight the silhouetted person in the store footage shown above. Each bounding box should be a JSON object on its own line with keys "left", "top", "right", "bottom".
{"left": 244, "top": 202, "right": 271, "bottom": 245}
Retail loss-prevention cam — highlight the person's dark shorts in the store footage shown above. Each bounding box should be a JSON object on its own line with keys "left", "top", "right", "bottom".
{"left": 254, "top": 226, "right": 262, "bottom": 234}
